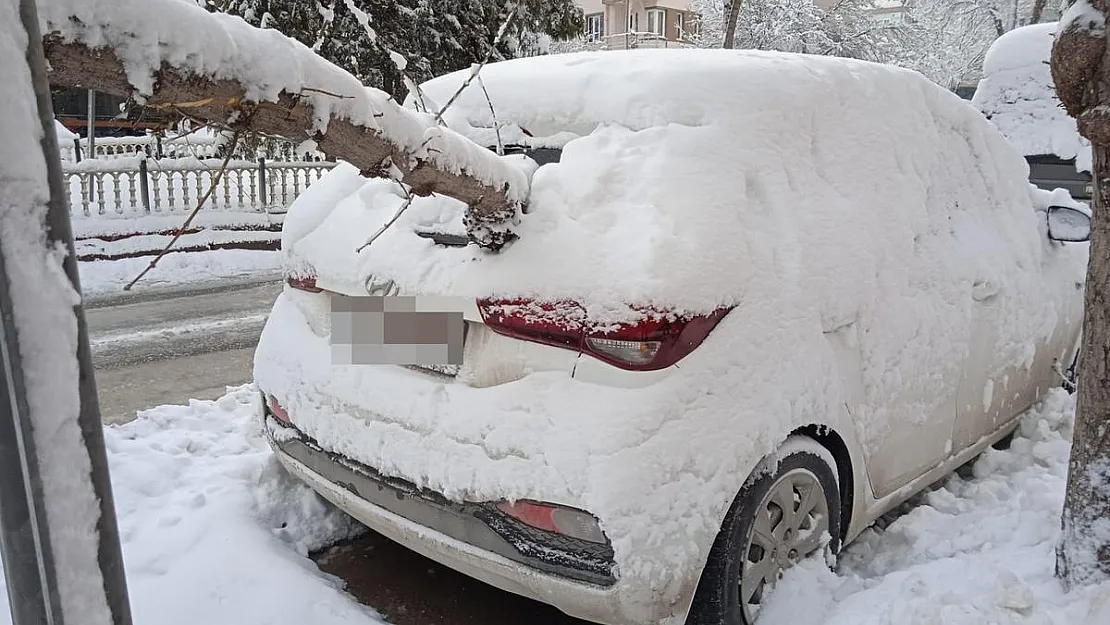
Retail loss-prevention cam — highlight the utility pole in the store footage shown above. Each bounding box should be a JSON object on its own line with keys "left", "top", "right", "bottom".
{"left": 0, "top": 1, "right": 133, "bottom": 624}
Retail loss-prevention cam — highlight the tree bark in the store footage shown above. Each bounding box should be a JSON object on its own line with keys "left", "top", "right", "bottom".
{"left": 41, "top": 39, "right": 520, "bottom": 250}
{"left": 722, "top": 0, "right": 744, "bottom": 49}
{"left": 1052, "top": 1, "right": 1110, "bottom": 587}
{"left": 1032, "top": 0, "right": 1049, "bottom": 24}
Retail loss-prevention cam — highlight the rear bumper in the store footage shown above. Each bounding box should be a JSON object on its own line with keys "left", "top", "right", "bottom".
{"left": 263, "top": 409, "right": 634, "bottom": 624}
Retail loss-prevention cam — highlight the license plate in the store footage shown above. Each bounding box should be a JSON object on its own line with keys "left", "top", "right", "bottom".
{"left": 329, "top": 295, "right": 465, "bottom": 366}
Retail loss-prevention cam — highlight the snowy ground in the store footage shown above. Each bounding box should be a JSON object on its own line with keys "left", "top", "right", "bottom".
{"left": 78, "top": 248, "right": 282, "bottom": 298}
{"left": 1, "top": 388, "right": 1107, "bottom": 625}
{"left": 73, "top": 211, "right": 283, "bottom": 297}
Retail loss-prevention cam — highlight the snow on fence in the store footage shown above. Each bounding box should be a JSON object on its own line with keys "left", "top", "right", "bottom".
{"left": 64, "top": 158, "right": 336, "bottom": 216}
{"left": 60, "top": 134, "right": 224, "bottom": 161}
{"left": 59, "top": 133, "right": 328, "bottom": 162}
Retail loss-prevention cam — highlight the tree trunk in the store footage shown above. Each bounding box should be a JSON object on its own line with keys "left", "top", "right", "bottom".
{"left": 722, "top": 0, "right": 744, "bottom": 49}
{"left": 1032, "top": 0, "right": 1049, "bottom": 24}
{"left": 1058, "top": 141, "right": 1110, "bottom": 587}
{"left": 39, "top": 20, "right": 523, "bottom": 250}
{"left": 1052, "top": 1, "right": 1110, "bottom": 588}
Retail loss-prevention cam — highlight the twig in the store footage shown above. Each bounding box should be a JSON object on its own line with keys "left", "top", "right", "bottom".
{"left": 300, "top": 86, "right": 354, "bottom": 99}
{"left": 356, "top": 185, "right": 415, "bottom": 253}
{"left": 124, "top": 128, "right": 244, "bottom": 290}
{"left": 433, "top": 2, "right": 520, "bottom": 124}
{"left": 313, "top": 1, "right": 337, "bottom": 52}
{"left": 164, "top": 120, "right": 215, "bottom": 143}
{"left": 476, "top": 74, "right": 504, "bottom": 155}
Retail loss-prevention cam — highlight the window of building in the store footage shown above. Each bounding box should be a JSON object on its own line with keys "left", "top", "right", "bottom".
{"left": 628, "top": 11, "right": 639, "bottom": 33}
{"left": 585, "top": 13, "right": 604, "bottom": 42}
{"left": 675, "top": 12, "right": 685, "bottom": 38}
{"left": 646, "top": 8, "right": 665, "bottom": 36}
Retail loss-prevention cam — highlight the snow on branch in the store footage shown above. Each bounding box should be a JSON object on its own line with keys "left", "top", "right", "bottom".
{"left": 38, "top": 0, "right": 527, "bottom": 250}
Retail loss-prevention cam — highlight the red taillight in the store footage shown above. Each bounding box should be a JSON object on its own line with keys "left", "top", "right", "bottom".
{"left": 496, "top": 501, "right": 606, "bottom": 544}
{"left": 286, "top": 275, "right": 323, "bottom": 293}
{"left": 477, "top": 298, "right": 730, "bottom": 371}
{"left": 266, "top": 395, "right": 292, "bottom": 425}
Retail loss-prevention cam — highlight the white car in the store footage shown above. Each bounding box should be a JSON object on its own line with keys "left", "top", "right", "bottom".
{"left": 973, "top": 22, "right": 1094, "bottom": 201}
{"left": 254, "top": 49, "right": 1089, "bottom": 625}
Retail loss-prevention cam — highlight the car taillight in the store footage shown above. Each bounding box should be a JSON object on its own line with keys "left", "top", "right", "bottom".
{"left": 496, "top": 501, "right": 607, "bottom": 544}
{"left": 286, "top": 275, "right": 323, "bottom": 293}
{"left": 477, "top": 298, "right": 730, "bottom": 371}
{"left": 266, "top": 394, "right": 292, "bottom": 426}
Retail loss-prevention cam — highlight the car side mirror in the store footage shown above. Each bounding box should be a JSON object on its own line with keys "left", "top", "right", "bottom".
{"left": 1047, "top": 205, "right": 1091, "bottom": 243}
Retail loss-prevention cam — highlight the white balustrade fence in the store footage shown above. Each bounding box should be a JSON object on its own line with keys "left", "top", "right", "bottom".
{"left": 59, "top": 133, "right": 329, "bottom": 162}
{"left": 59, "top": 135, "right": 223, "bottom": 161}
{"left": 64, "top": 159, "right": 337, "bottom": 216}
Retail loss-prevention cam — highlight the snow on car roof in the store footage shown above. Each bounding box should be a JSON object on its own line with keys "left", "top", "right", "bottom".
{"left": 414, "top": 49, "right": 920, "bottom": 148}
{"left": 290, "top": 49, "right": 1043, "bottom": 321}
{"left": 972, "top": 23, "right": 1093, "bottom": 172}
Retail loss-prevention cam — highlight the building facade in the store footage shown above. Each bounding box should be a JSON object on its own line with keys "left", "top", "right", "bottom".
{"left": 576, "top": 0, "right": 698, "bottom": 49}
{"left": 572, "top": 1, "right": 908, "bottom": 49}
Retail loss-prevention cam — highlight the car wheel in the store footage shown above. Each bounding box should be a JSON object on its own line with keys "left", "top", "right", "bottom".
{"left": 687, "top": 437, "right": 841, "bottom": 625}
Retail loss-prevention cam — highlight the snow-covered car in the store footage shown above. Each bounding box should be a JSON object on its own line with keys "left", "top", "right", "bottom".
{"left": 973, "top": 22, "right": 1094, "bottom": 202}
{"left": 254, "top": 49, "right": 1090, "bottom": 625}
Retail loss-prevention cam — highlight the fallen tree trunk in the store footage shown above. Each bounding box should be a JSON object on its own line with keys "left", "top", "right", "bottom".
{"left": 40, "top": 0, "right": 526, "bottom": 250}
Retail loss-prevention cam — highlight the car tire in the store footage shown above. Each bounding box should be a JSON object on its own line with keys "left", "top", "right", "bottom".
{"left": 687, "top": 437, "right": 841, "bottom": 625}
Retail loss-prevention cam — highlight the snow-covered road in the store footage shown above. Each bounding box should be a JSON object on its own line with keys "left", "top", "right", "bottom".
{"left": 1, "top": 387, "right": 1107, "bottom": 625}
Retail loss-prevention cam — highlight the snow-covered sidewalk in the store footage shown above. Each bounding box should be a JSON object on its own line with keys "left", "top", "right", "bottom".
{"left": 73, "top": 212, "right": 283, "bottom": 298}
{"left": 78, "top": 248, "right": 282, "bottom": 298}
{"left": 0, "top": 388, "right": 1107, "bottom": 625}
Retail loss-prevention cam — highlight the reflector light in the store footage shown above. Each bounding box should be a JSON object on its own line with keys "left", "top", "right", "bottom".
{"left": 286, "top": 275, "right": 323, "bottom": 293}
{"left": 496, "top": 500, "right": 607, "bottom": 544}
{"left": 267, "top": 395, "right": 292, "bottom": 425}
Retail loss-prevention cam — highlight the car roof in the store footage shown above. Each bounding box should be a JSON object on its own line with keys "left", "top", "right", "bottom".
{"left": 414, "top": 48, "right": 935, "bottom": 148}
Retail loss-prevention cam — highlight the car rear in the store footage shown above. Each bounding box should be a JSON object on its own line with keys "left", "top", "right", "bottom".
{"left": 255, "top": 259, "right": 733, "bottom": 624}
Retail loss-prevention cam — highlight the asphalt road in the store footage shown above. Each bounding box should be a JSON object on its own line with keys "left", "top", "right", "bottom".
{"left": 86, "top": 280, "right": 282, "bottom": 424}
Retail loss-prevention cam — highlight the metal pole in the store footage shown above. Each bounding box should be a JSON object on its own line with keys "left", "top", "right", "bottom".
{"left": 139, "top": 159, "right": 151, "bottom": 213}
{"left": 2, "top": 2, "right": 134, "bottom": 625}
{"left": 258, "top": 157, "right": 267, "bottom": 207}
{"left": 85, "top": 89, "right": 95, "bottom": 157}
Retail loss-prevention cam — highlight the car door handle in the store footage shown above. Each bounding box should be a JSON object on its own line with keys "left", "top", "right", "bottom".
{"left": 972, "top": 279, "right": 1000, "bottom": 301}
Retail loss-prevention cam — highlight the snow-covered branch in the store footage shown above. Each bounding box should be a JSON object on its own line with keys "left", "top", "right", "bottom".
{"left": 39, "top": 0, "right": 526, "bottom": 250}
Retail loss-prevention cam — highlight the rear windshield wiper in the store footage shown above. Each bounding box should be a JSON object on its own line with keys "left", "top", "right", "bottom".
{"left": 414, "top": 230, "right": 469, "bottom": 247}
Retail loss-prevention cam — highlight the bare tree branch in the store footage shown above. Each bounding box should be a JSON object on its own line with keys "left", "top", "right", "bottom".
{"left": 434, "top": 2, "right": 520, "bottom": 124}
{"left": 124, "top": 128, "right": 244, "bottom": 290}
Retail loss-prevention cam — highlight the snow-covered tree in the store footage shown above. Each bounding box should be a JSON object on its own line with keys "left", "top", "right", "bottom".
{"left": 896, "top": 0, "right": 1056, "bottom": 89}
{"left": 207, "top": 0, "right": 582, "bottom": 100}
{"left": 1051, "top": 0, "right": 1110, "bottom": 589}
{"left": 690, "top": 0, "right": 899, "bottom": 60}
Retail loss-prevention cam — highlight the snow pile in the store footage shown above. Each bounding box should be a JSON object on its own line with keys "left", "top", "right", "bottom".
{"left": 972, "top": 23, "right": 1093, "bottom": 172}
{"left": 55, "top": 118, "right": 77, "bottom": 142}
{"left": 38, "top": 0, "right": 527, "bottom": 203}
{"left": 78, "top": 249, "right": 281, "bottom": 297}
{"left": 0, "top": 387, "right": 377, "bottom": 625}
{"left": 72, "top": 211, "right": 283, "bottom": 239}
{"left": 762, "top": 390, "right": 1110, "bottom": 625}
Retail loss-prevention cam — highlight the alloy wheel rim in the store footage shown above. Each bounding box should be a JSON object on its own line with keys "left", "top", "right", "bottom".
{"left": 739, "top": 468, "right": 830, "bottom": 623}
